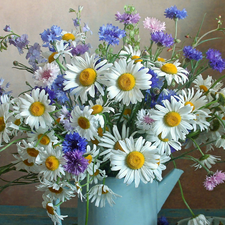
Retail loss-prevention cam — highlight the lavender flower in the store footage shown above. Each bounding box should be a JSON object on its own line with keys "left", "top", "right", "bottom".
{"left": 98, "top": 24, "right": 126, "bottom": 46}
{"left": 70, "top": 43, "right": 90, "bottom": 56}
{"left": 9, "top": 34, "right": 29, "bottom": 54}
{"left": 204, "top": 170, "right": 225, "bottom": 191}
{"left": 0, "top": 78, "right": 12, "bottom": 96}
{"left": 206, "top": 48, "right": 225, "bottom": 72}
{"left": 3, "top": 25, "right": 11, "bottom": 32}
{"left": 63, "top": 150, "right": 88, "bottom": 176}
{"left": 115, "top": 12, "right": 140, "bottom": 24}
{"left": 164, "top": 5, "right": 187, "bottom": 20}
{"left": 183, "top": 46, "right": 203, "bottom": 61}
{"left": 62, "top": 132, "right": 87, "bottom": 153}
{"left": 83, "top": 23, "right": 92, "bottom": 35}
{"left": 73, "top": 18, "right": 81, "bottom": 27}
{"left": 151, "top": 31, "right": 174, "bottom": 47}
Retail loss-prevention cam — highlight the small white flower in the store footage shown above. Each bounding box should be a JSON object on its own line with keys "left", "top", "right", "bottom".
{"left": 54, "top": 40, "right": 73, "bottom": 59}
{"left": 88, "top": 184, "right": 121, "bottom": 207}
{"left": 119, "top": 45, "right": 142, "bottom": 63}
{"left": 192, "top": 154, "right": 221, "bottom": 170}
{"left": 187, "top": 214, "right": 210, "bottom": 225}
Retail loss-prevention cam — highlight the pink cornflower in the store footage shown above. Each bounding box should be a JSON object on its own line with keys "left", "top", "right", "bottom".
{"left": 203, "top": 170, "right": 225, "bottom": 191}
{"left": 143, "top": 17, "right": 166, "bottom": 33}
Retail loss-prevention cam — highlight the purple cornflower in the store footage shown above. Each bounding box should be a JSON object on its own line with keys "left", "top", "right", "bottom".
{"left": 115, "top": 12, "right": 140, "bottom": 24}
{"left": 62, "top": 132, "right": 87, "bottom": 153}
{"left": 40, "top": 25, "right": 62, "bottom": 47}
{"left": 157, "top": 216, "right": 169, "bottom": 225}
{"left": 3, "top": 25, "right": 11, "bottom": 32}
{"left": 206, "top": 48, "right": 225, "bottom": 72}
{"left": 164, "top": 5, "right": 187, "bottom": 20}
{"left": 73, "top": 18, "right": 81, "bottom": 27}
{"left": 70, "top": 43, "right": 90, "bottom": 56}
{"left": 204, "top": 170, "right": 225, "bottom": 191}
{"left": 183, "top": 46, "right": 203, "bottom": 61}
{"left": 63, "top": 150, "right": 89, "bottom": 176}
{"left": 151, "top": 31, "right": 174, "bottom": 47}
{"left": 98, "top": 24, "right": 126, "bottom": 46}
{"left": 9, "top": 34, "right": 29, "bottom": 54}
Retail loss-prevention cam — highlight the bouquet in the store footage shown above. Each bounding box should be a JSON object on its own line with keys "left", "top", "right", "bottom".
{"left": 1, "top": 4, "right": 225, "bottom": 225}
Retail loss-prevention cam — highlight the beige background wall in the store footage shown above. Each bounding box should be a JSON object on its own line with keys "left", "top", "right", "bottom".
{"left": 0, "top": 0, "right": 225, "bottom": 210}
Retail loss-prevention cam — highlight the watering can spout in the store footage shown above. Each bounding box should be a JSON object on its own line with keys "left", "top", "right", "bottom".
{"left": 157, "top": 168, "right": 183, "bottom": 213}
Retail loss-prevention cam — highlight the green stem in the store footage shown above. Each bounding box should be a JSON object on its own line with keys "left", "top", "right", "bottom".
{"left": 55, "top": 58, "right": 67, "bottom": 71}
{"left": 0, "top": 138, "right": 25, "bottom": 152}
{"left": 189, "top": 138, "right": 204, "bottom": 156}
{"left": 171, "top": 18, "right": 178, "bottom": 58}
{"left": 85, "top": 174, "right": 90, "bottom": 225}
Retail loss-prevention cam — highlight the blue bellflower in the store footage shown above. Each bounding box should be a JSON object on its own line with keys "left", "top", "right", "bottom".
{"left": 164, "top": 5, "right": 187, "bottom": 20}
{"left": 98, "top": 24, "right": 126, "bottom": 46}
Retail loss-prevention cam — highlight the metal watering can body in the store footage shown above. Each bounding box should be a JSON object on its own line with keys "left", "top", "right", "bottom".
{"left": 78, "top": 168, "right": 183, "bottom": 225}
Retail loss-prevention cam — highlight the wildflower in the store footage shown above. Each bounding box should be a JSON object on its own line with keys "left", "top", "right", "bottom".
{"left": 203, "top": 170, "right": 225, "bottom": 191}
{"left": 183, "top": 46, "right": 203, "bottom": 61}
{"left": 83, "top": 23, "right": 92, "bottom": 35}
{"left": 206, "top": 48, "right": 225, "bottom": 72}
{"left": 9, "top": 34, "right": 29, "bottom": 54}
{"left": 70, "top": 43, "right": 90, "bottom": 56}
{"left": 3, "top": 25, "right": 11, "bottom": 32}
{"left": 98, "top": 24, "right": 126, "bottom": 46}
{"left": 151, "top": 31, "right": 174, "bottom": 47}
{"left": 157, "top": 216, "right": 169, "bottom": 225}
{"left": 143, "top": 17, "right": 166, "bottom": 33}
{"left": 164, "top": 5, "right": 187, "bottom": 20}
{"left": 0, "top": 78, "right": 11, "bottom": 96}
{"left": 115, "top": 12, "right": 140, "bottom": 24}
{"left": 73, "top": 18, "right": 81, "bottom": 27}
{"left": 187, "top": 214, "right": 210, "bottom": 225}
{"left": 192, "top": 154, "right": 221, "bottom": 170}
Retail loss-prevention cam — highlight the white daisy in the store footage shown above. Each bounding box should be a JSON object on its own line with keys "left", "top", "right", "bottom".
{"left": 89, "top": 169, "right": 107, "bottom": 184}
{"left": 63, "top": 52, "right": 112, "bottom": 103}
{"left": 70, "top": 106, "right": 99, "bottom": 141}
{"left": 151, "top": 60, "right": 188, "bottom": 86}
{"left": 99, "top": 124, "right": 134, "bottom": 161}
{"left": 146, "top": 129, "right": 181, "bottom": 155}
{"left": 42, "top": 195, "right": 68, "bottom": 225}
{"left": 54, "top": 40, "right": 73, "bottom": 59}
{"left": 192, "top": 154, "right": 221, "bottom": 170}
{"left": 150, "top": 96, "right": 196, "bottom": 141}
{"left": 110, "top": 136, "right": 160, "bottom": 187}
{"left": 19, "top": 88, "right": 55, "bottom": 130}
{"left": 33, "top": 63, "right": 60, "bottom": 87}
{"left": 36, "top": 145, "right": 66, "bottom": 181}
{"left": 0, "top": 102, "right": 13, "bottom": 145}
{"left": 88, "top": 184, "right": 121, "bottom": 207}
{"left": 103, "top": 58, "right": 152, "bottom": 106}
{"left": 215, "top": 134, "right": 225, "bottom": 149}
{"left": 61, "top": 30, "right": 85, "bottom": 46}
{"left": 187, "top": 214, "right": 210, "bottom": 225}
{"left": 120, "top": 45, "right": 142, "bottom": 63}
{"left": 136, "top": 109, "right": 155, "bottom": 132}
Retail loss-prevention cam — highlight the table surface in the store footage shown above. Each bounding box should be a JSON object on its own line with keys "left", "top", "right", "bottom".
{"left": 0, "top": 206, "right": 224, "bottom": 225}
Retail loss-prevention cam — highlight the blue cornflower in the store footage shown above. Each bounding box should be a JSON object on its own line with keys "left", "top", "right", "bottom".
{"left": 62, "top": 132, "right": 87, "bottom": 153}
{"left": 164, "top": 5, "right": 187, "bottom": 20}
{"left": 183, "top": 46, "right": 203, "bottom": 61}
{"left": 157, "top": 216, "right": 169, "bottom": 225}
{"left": 151, "top": 31, "right": 174, "bottom": 47}
{"left": 63, "top": 150, "right": 88, "bottom": 176}
{"left": 206, "top": 48, "right": 225, "bottom": 72}
{"left": 148, "top": 68, "right": 164, "bottom": 89}
{"left": 33, "top": 86, "right": 56, "bottom": 104}
{"left": 40, "top": 25, "right": 62, "bottom": 47}
{"left": 9, "top": 34, "right": 29, "bottom": 54}
{"left": 98, "top": 24, "right": 126, "bottom": 46}
{"left": 70, "top": 43, "right": 90, "bottom": 56}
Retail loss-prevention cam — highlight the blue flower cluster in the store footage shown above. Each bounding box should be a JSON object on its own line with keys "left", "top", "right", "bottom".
{"left": 98, "top": 24, "right": 126, "bottom": 46}
{"left": 206, "top": 48, "right": 225, "bottom": 72}
{"left": 8, "top": 34, "right": 29, "bottom": 54}
{"left": 151, "top": 31, "right": 174, "bottom": 47}
{"left": 183, "top": 46, "right": 203, "bottom": 61}
{"left": 164, "top": 5, "right": 187, "bottom": 20}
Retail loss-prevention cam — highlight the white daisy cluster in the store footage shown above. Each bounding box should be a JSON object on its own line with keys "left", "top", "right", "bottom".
{"left": 1, "top": 4, "right": 225, "bottom": 225}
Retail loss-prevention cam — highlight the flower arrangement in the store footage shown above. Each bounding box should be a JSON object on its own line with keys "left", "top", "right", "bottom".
{"left": 1, "top": 4, "right": 225, "bottom": 225}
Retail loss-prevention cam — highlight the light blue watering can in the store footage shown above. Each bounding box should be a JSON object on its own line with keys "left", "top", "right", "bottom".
{"left": 78, "top": 168, "right": 183, "bottom": 225}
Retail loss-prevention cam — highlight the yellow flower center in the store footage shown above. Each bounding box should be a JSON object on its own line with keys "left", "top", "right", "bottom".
{"left": 38, "top": 134, "right": 50, "bottom": 145}
{"left": 91, "top": 105, "right": 103, "bottom": 114}
{"left": 91, "top": 138, "right": 99, "bottom": 145}
{"left": 45, "top": 156, "right": 60, "bottom": 171}
{"left": 118, "top": 73, "right": 136, "bottom": 91}
{"left": 185, "top": 101, "right": 195, "bottom": 111}
{"left": 62, "top": 33, "right": 75, "bottom": 41}
{"left": 48, "top": 187, "right": 63, "bottom": 194}
{"left": 131, "top": 55, "right": 142, "bottom": 63}
{"left": 102, "top": 186, "right": 109, "bottom": 194}
{"left": 158, "top": 133, "right": 169, "bottom": 142}
{"left": 0, "top": 117, "right": 5, "bottom": 132}
{"left": 78, "top": 117, "right": 90, "bottom": 129}
{"left": 199, "top": 85, "right": 208, "bottom": 93}
{"left": 27, "top": 148, "right": 39, "bottom": 157}
{"left": 48, "top": 52, "right": 58, "bottom": 63}
{"left": 126, "top": 151, "right": 145, "bottom": 170}
{"left": 14, "top": 119, "right": 21, "bottom": 126}
{"left": 30, "top": 102, "right": 45, "bottom": 117}
{"left": 79, "top": 68, "right": 97, "bottom": 86}
{"left": 114, "top": 141, "right": 125, "bottom": 152}
{"left": 161, "top": 63, "right": 178, "bottom": 74}
{"left": 157, "top": 57, "right": 165, "bottom": 62}
{"left": 85, "top": 154, "right": 92, "bottom": 164}
{"left": 94, "top": 169, "right": 100, "bottom": 176}
{"left": 46, "top": 204, "right": 55, "bottom": 215}
{"left": 164, "top": 112, "right": 181, "bottom": 127}
{"left": 23, "top": 159, "right": 34, "bottom": 167}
